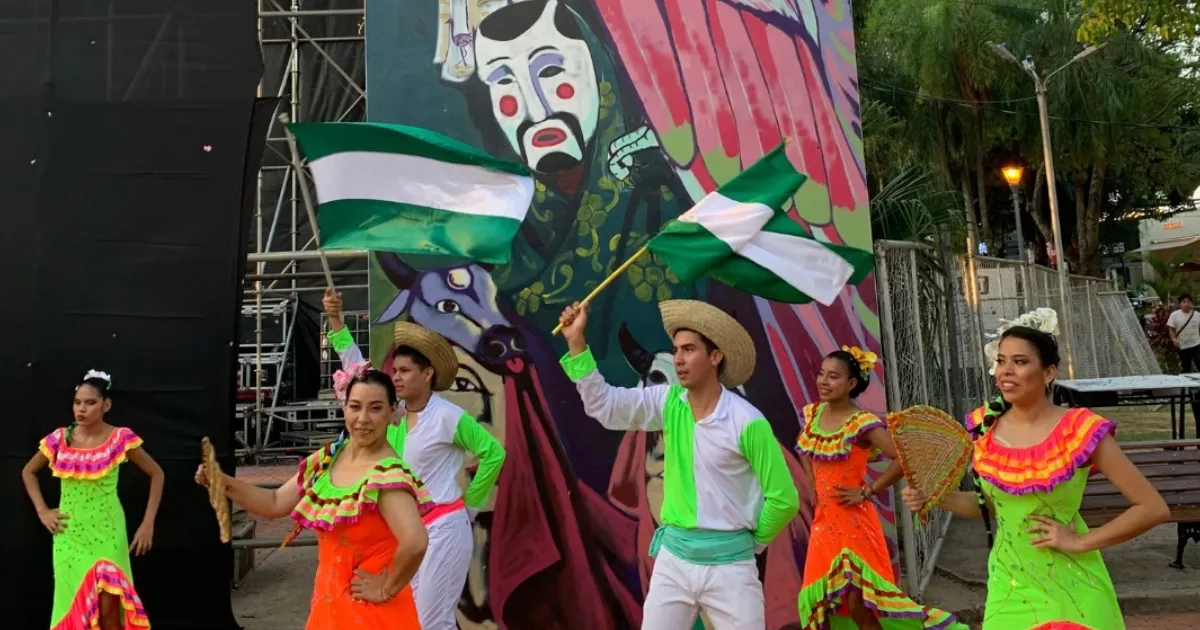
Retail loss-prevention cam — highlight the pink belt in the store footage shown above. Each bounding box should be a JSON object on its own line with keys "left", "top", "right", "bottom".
{"left": 422, "top": 497, "right": 466, "bottom": 525}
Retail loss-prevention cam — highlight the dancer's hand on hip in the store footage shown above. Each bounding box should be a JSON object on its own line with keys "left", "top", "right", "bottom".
{"left": 350, "top": 568, "right": 393, "bottom": 603}
{"left": 1028, "top": 515, "right": 1085, "bottom": 553}
{"left": 38, "top": 508, "right": 67, "bottom": 535}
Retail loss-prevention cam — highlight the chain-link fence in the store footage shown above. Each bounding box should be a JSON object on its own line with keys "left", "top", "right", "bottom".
{"left": 873, "top": 239, "right": 1159, "bottom": 598}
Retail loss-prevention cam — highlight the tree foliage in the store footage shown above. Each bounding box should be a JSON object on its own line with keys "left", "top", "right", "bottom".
{"left": 859, "top": 0, "right": 1200, "bottom": 277}
{"left": 1078, "top": 0, "right": 1200, "bottom": 45}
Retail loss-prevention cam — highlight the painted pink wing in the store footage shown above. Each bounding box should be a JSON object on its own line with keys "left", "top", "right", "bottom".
{"left": 594, "top": 0, "right": 878, "bottom": 356}
{"left": 593, "top": 0, "right": 867, "bottom": 214}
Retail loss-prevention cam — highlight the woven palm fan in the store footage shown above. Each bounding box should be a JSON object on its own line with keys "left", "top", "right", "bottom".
{"left": 886, "top": 405, "right": 973, "bottom": 519}
{"left": 201, "top": 437, "right": 232, "bottom": 543}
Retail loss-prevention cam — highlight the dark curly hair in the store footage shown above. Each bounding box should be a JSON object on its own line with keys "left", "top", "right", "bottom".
{"left": 972, "top": 325, "right": 1060, "bottom": 546}
{"left": 825, "top": 350, "right": 871, "bottom": 399}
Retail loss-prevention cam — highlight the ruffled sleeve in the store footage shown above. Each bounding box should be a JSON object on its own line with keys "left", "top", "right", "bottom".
{"left": 795, "top": 404, "right": 821, "bottom": 458}
{"left": 38, "top": 428, "right": 66, "bottom": 466}
{"left": 290, "top": 454, "right": 433, "bottom": 532}
{"left": 845, "top": 412, "right": 885, "bottom": 439}
{"left": 964, "top": 405, "right": 987, "bottom": 435}
{"left": 795, "top": 405, "right": 884, "bottom": 461}
{"left": 973, "top": 408, "right": 1116, "bottom": 496}
{"left": 44, "top": 426, "right": 143, "bottom": 479}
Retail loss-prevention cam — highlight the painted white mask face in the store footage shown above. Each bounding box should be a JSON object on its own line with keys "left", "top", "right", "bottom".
{"left": 475, "top": 0, "right": 600, "bottom": 174}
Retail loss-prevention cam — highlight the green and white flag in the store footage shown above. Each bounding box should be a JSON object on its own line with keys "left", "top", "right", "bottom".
{"left": 288, "top": 122, "right": 533, "bottom": 265}
{"left": 647, "top": 144, "right": 873, "bottom": 306}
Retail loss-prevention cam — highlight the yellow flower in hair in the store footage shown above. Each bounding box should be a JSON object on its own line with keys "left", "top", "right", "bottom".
{"left": 841, "top": 345, "right": 878, "bottom": 373}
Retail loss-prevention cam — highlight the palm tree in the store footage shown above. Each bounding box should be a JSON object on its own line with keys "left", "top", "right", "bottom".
{"left": 1127, "top": 250, "right": 1195, "bottom": 302}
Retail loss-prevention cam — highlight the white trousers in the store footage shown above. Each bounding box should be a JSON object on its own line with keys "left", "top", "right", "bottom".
{"left": 641, "top": 547, "right": 765, "bottom": 630}
{"left": 411, "top": 509, "right": 474, "bottom": 630}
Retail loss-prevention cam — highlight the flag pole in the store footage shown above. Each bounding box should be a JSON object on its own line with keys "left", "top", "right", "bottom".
{"left": 550, "top": 136, "right": 793, "bottom": 336}
{"left": 551, "top": 244, "right": 649, "bottom": 336}
{"left": 278, "top": 113, "right": 336, "bottom": 289}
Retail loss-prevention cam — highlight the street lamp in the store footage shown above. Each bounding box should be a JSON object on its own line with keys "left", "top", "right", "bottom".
{"left": 988, "top": 41, "right": 1107, "bottom": 379}
{"left": 1002, "top": 165, "right": 1033, "bottom": 311}
{"left": 1001, "top": 166, "right": 1027, "bottom": 261}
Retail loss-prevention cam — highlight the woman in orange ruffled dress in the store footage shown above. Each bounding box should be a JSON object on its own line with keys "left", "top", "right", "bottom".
{"left": 795, "top": 348, "right": 964, "bottom": 629}
{"left": 196, "top": 363, "right": 431, "bottom": 629}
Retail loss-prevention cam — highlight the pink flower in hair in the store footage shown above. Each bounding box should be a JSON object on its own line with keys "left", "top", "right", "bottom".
{"left": 332, "top": 360, "right": 371, "bottom": 403}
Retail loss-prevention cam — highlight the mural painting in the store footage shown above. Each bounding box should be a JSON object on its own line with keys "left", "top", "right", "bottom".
{"left": 365, "top": 1, "right": 885, "bottom": 628}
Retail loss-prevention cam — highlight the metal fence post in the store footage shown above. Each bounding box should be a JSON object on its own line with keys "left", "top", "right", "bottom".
{"left": 939, "top": 232, "right": 967, "bottom": 418}
{"left": 874, "top": 242, "right": 920, "bottom": 597}
{"left": 909, "top": 248, "right": 930, "bottom": 403}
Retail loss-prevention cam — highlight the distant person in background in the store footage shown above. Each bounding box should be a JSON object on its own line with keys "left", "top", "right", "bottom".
{"left": 22, "top": 370, "right": 165, "bottom": 630}
{"left": 324, "top": 287, "right": 506, "bottom": 630}
{"left": 1168, "top": 294, "right": 1200, "bottom": 372}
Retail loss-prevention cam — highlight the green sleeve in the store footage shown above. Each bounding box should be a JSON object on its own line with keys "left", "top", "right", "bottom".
{"left": 560, "top": 347, "right": 598, "bottom": 380}
{"left": 327, "top": 326, "right": 355, "bottom": 353}
{"left": 453, "top": 413, "right": 506, "bottom": 509}
{"left": 738, "top": 418, "right": 800, "bottom": 547}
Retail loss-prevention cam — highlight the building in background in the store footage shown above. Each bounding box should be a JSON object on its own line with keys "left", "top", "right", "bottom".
{"left": 1133, "top": 186, "right": 1200, "bottom": 299}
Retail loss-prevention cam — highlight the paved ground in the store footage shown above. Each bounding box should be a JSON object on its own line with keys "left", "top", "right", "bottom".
{"left": 232, "top": 461, "right": 1200, "bottom": 627}
{"left": 1126, "top": 614, "right": 1200, "bottom": 629}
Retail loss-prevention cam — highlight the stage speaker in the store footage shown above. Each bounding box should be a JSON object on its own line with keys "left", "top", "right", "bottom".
{"left": 0, "top": 2, "right": 267, "bottom": 628}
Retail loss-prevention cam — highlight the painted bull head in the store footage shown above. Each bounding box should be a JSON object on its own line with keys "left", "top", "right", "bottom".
{"left": 374, "top": 252, "right": 528, "bottom": 375}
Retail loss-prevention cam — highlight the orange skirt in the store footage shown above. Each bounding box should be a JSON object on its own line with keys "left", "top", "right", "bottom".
{"left": 304, "top": 511, "right": 421, "bottom": 629}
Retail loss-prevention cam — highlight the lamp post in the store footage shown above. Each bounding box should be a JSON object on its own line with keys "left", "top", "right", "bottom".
{"left": 1002, "top": 165, "right": 1033, "bottom": 311}
{"left": 1001, "top": 166, "right": 1028, "bottom": 262}
{"left": 988, "top": 42, "right": 1106, "bottom": 379}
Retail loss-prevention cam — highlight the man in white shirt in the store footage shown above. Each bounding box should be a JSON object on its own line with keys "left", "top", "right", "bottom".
{"left": 1168, "top": 294, "right": 1200, "bottom": 372}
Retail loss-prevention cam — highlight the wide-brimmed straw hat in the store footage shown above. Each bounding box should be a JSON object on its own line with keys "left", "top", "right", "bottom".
{"left": 659, "top": 299, "right": 756, "bottom": 388}
{"left": 391, "top": 322, "right": 459, "bottom": 392}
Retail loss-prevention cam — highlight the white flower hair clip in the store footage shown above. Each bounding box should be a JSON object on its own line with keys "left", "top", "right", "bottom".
{"left": 81, "top": 369, "right": 113, "bottom": 389}
{"left": 983, "top": 307, "right": 1059, "bottom": 375}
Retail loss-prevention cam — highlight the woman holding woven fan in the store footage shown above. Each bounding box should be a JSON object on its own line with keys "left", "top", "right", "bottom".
{"left": 903, "top": 308, "right": 1169, "bottom": 629}
{"left": 795, "top": 347, "right": 964, "bottom": 629}
{"left": 196, "top": 362, "right": 431, "bottom": 629}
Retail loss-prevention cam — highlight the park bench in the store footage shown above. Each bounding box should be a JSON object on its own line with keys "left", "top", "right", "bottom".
{"left": 1080, "top": 439, "right": 1200, "bottom": 568}
{"left": 231, "top": 507, "right": 257, "bottom": 587}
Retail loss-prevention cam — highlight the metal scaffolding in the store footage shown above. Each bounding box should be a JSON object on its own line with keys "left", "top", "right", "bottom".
{"left": 241, "top": 0, "right": 370, "bottom": 459}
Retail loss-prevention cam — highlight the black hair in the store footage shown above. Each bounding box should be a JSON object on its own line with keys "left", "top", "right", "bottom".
{"left": 973, "top": 325, "right": 1060, "bottom": 546}
{"left": 332, "top": 369, "right": 399, "bottom": 456}
{"left": 77, "top": 376, "right": 113, "bottom": 400}
{"left": 824, "top": 350, "right": 870, "bottom": 399}
{"left": 1182, "top": 294, "right": 1193, "bottom": 303}
{"left": 390, "top": 345, "right": 432, "bottom": 371}
{"left": 675, "top": 328, "right": 726, "bottom": 377}
{"left": 68, "top": 374, "right": 113, "bottom": 443}
{"left": 477, "top": 0, "right": 584, "bottom": 42}
{"left": 345, "top": 370, "right": 398, "bottom": 407}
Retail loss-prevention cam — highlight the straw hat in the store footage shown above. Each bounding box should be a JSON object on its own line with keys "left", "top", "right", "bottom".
{"left": 391, "top": 322, "right": 459, "bottom": 392}
{"left": 659, "top": 299, "right": 756, "bottom": 388}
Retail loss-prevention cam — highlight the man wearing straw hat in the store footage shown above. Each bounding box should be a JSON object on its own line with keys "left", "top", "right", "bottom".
{"left": 558, "top": 299, "right": 799, "bottom": 629}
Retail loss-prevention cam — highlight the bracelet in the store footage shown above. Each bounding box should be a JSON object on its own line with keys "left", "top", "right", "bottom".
{"left": 861, "top": 486, "right": 874, "bottom": 500}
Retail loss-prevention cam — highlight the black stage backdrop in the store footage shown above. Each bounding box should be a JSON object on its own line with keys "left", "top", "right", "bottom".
{"left": 0, "top": 2, "right": 267, "bottom": 628}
